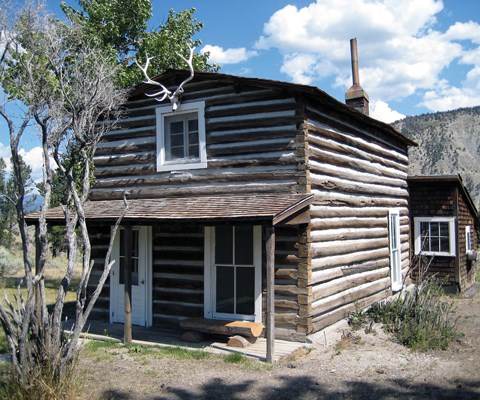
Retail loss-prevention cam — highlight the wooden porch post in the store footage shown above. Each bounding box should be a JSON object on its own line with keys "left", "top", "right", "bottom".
{"left": 266, "top": 225, "right": 275, "bottom": 363}
{"left": 123, "top": 225, "right": 133, "bottom": 343}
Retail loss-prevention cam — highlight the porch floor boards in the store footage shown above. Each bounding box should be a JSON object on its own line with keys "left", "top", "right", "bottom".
{"left": 64, "top": 320, "right": 307, "bottom": 362}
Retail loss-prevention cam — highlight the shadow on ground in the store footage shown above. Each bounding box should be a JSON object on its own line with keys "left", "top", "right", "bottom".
{"left": 101, "top": 375, "right": 480, "bottom": 400}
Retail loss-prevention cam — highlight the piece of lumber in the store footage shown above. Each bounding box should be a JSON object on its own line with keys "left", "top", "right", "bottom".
{"left": 227, "top": 335, "right": 252, "bottom": 348}
{"left": 180, "top": 318, "right": 264, "bottom": 338}
{"left": 180, "top": 331, "right": 208, "bottom": 343}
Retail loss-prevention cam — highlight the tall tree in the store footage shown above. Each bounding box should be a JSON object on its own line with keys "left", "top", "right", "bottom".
{"left": 0, "top": 3, "right": 127, "bottom": 395}
{"left": 62, "top": 0, "right": 219, "bottom": 88}
{"left": 0, "top": 155, "right": 36, "bottom": 248}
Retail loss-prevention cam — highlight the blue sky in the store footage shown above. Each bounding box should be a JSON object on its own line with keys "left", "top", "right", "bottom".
{"left": 1, "top": 0, "right": 480, "bottom": 181}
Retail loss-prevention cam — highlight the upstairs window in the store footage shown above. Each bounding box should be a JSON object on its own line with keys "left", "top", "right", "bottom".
{"left": 414, "top": 217, "right": 456, "bottom": 257}
{"left": 156, "top": 101, "right": 206, "bottom": 172}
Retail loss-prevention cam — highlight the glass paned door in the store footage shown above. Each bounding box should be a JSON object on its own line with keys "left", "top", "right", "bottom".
{"left": 211, "top": 225, "right": 260, "bottom": 321}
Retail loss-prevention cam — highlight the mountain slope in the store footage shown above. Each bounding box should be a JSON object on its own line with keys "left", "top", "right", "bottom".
{"left": 393, "top": 106, "right": 480, "bottom": 209}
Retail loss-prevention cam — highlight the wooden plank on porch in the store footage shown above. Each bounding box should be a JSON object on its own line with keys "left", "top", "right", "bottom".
{"left": 180, "top": 317, "right": 264, "bottom": 338}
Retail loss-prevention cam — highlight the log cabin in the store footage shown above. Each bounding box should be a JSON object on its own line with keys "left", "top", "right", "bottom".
{"left": 30, "top": 56, "right": 416, "bottom": 359}
{"left": 408, "top": 174, "right": 479, "bottom": 292}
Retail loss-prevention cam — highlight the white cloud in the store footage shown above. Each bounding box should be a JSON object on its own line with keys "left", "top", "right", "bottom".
{"left": 370, "top": 100, "right": 405, "bottom": 123}
{"left": 420, "top": 81, "right": 479, "bottom": 111}
{"left": 255, "top": 0, "right": 480, "bottom": 113}
{"left": 201, "top": 45, "right": 257, "bottom": 64}
{"left": 0, "top": 143, "right": 46, "bottom": 183}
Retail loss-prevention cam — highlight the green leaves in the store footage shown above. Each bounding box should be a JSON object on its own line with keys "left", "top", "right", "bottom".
{"left": 61, "top": 1, "right": 219, "bottom": 89}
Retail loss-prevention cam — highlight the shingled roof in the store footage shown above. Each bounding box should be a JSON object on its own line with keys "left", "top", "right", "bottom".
{"left": 26, "top": 193, "right": 314, "bottom": 226}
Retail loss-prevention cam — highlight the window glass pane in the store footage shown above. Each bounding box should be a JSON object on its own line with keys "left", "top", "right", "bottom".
{"left": 235, "top": 225, "right": 253, "bottom": 265}
{"left": 431, "top": 222, "right": 439, "bottom": 237}
{"left": 169, "top": 146, "right": 184, "bottom": 160}
{"left": 170, "top": 120, "right": 184, "bottom": 134}
{"left": 188, "top": 144, "right": 199, "bottom": 158}
{"left": 439, "top": 222, "right": 449, "bottom": 237}
{"left": 188, "top": 119, "right": 198, "bottom": 132}
{"left": 216, "top": 266, "right": 234, "bottom": 314}
{"left": 440, "top": 236, "right": 450, "bottom": 253}
{"left": 170, "top": 133, "right": 184, "bottom": 147}
{"left": 236, "top": 267, "right": 255, "bottom": 315}
{"left": 430, "top": 237, "right": 439, "bottom": 252}
{"left": 188, "top": 131, "right": 199, "bottom": 145}
{"left": 215, "top": 226, "right": 233, "bottom": 264}
{"left": 119, "top": 229, "right": 139, "bottom": 286}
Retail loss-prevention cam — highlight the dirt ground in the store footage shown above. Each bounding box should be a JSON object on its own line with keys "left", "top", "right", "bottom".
{"left": 79, "top": 286, "right": 480, "bottom": 400}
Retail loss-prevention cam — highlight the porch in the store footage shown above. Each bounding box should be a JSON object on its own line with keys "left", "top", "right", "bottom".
{"left": 64, "top": 320, "right": 308, "bottom": 363}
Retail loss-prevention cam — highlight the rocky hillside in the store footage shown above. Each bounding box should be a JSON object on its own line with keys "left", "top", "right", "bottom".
{"left": 393, "top": 106, "right": 480, "bottom": 209}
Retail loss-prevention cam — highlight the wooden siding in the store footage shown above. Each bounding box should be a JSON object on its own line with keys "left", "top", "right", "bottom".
{"left": 91, "top": 81, "right": 305, "bottom": 200}
{"left": 408, "top": 179, "right": 479, "bottom": 291}
{"left": 302, "top": 116, "right": 410, "bottom": 335}
{"left": 456, "top": 188, "right": 478, "bottom": 291}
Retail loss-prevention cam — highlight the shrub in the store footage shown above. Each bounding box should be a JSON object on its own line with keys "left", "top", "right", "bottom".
{"left": 0, "top": 247, "right": 23, "bottom": 276}
{"left": 367, "top": 277, "right": 461, "bottom": 351}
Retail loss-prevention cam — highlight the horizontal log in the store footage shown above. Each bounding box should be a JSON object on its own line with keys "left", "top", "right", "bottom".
{"left": 310, "top": 205, "right": 408, "bottom": 218}
{"left": 311, "top": 289, "right": 390, "bottom": 333}
{"left": 310, "top": 216, "right": 387, "bottom": 230}
{"left": 180, "top": 318, "right": 264, "bottom": 338}
{"left": 227, "top": 335, "right": 255, "bottom": 348}
{"left": 310, "top": 173, "right": 408, "bottom": 198}
{"left": 312, "top": 267, "right": 390, "bottom": 302}
{"left": 310, "top": 237, "right": 388, "bottom": 258}
{"left": 306, "top": 122, "right": 409, "bottom": 167}
{"left": 312, "top": 247, "right": 390, "bottom": 271}
{"left": 311, "top": 277, "right": 391, "bottom": 317}
{"left": 309, "top": 227, "right": 388, "bottom": 242}
{"left": 309, "top": 159, "right": 407, "bottom": 189}
{"left": 89, "top": 181, "right": 299, "bottom": 200}
{"left": 274, "top": 327, "right": 307, "bottom": 342}
{"left": 312, "top": 190, "right": 408, "bottom": 208}
{"left": 94, "top": 152, "right": 155, "bottom": 167}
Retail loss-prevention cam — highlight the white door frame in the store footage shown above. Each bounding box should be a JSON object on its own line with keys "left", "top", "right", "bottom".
{"left": 110, "top": 226, "right": 152, "bottom": 327}
{"left": 388, "top": 210, "right": 402, "bottom": 291}
{"left": 204, "top": 225, "right": 262, "bottom": 322}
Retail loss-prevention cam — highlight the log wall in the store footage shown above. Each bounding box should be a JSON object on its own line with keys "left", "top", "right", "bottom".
{"left": 301, "top": 113, "right": 411, "bottom": 335}
{"left": 91, "top": 81, "right": 305, "bottom": 200}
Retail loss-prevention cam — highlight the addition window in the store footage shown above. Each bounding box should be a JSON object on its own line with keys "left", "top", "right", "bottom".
{"left": 414, "top": 217, "right": 456, "bottom": 256}
{"left": 155, "top": 101, "right": 206, "bottom": 172}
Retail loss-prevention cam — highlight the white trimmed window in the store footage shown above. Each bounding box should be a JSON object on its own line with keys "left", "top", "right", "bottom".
{"left": 414, "top": 217, "right": 456, "bottom": 256}
{"left": 465, "top": 225, "right": 472, "bottom": 253}
{"left": 155, "top": 101, "right": 206, "bottom": 172}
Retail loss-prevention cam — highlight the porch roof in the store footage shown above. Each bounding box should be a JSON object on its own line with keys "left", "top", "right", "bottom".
{"left": 27, "top": 193, "right": 314, "bottom": 226}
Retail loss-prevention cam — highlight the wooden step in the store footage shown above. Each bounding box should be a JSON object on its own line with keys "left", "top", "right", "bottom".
{"left": 180, "top": 318, "right": 264, "bottom": 338}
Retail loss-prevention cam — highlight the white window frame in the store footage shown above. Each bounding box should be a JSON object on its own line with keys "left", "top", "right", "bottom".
{"left": 389, "top": 210, "right": 402, "bottom": 292}
{"left": 204, "top": 225, "right": 262, "bottom": 323}
{"left": 414, "top": 217, "right": 456, "bottom": 257}
{"left": 465, "top": 225, "right": 472, "bottom": 253}
{"left": 155, "top": 101, "right": 207, "bottom": 172}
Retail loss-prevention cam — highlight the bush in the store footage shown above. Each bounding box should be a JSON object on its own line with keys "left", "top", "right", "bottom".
{"left": 0, "top": 247, "right": 23, "bottom": 276}
{"left": 366, "top": 278, "right": 461, "bottom": 351}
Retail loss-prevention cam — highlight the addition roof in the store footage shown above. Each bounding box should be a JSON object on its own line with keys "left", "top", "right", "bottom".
{"left": 26, "top": 193, "right": 314, "bottom": 226}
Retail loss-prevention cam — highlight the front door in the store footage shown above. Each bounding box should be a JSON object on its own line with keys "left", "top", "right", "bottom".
{"left": 204, "top": 225, "right": 262, "bottom": 322}
{"left": 110, "top": 226, "right": 152, "bottom": 326}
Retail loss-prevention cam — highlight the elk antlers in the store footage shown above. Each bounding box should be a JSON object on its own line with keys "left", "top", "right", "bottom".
{"left": 136, "top": 45, "right": 195, "bottom": 111}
